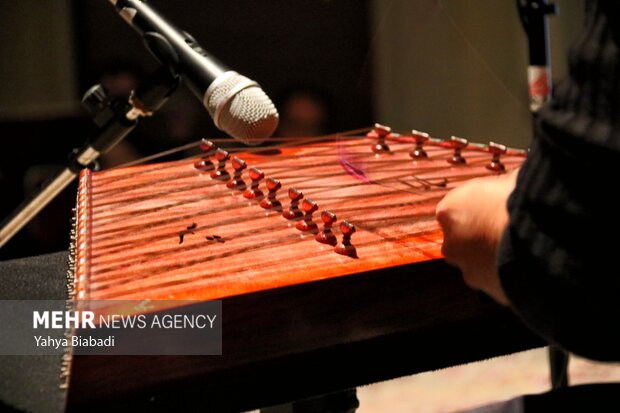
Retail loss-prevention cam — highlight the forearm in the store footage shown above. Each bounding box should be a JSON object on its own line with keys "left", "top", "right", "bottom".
{"left": 436, "top": 170, "right": 518, "bottom": 306}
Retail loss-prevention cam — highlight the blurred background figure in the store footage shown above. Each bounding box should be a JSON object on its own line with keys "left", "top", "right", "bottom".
{"left": 274, "top": 84, "right": 335, "bottom": 137}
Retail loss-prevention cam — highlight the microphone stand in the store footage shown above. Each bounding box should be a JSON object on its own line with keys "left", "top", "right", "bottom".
{"left": 517, "top": 0, "right": 569, "bottom": 391}
{"left": 517, "top": 0, "right": 557, "bottom": 114}
{"left": 0, "top": 66, "right": 180, "bottom": 249}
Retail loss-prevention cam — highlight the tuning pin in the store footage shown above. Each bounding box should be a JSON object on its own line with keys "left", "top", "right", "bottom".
{"left": 446, "top": 136, "right": 468, "bottom": 165}
{"left": 199, "top": 139, "right": 218, "bottom": 156}
{"left": 295, "top": 198, "right": 319, "bottom": 232}
{"left": 409, "top": 129, "right": 430, "bottom": 159}
{"left": 367, "top": 123, "right": 391, "bottom": 153}
{"left": 226, "top": 157, "right": 247, "bottom": 190}
{"left": 260, "top": 177, "right": 282, "bottom": 209}
{"left": 194, "top": 140, "right": 218, "bottom": 172}
{"left": 334, "top": 220, "right": 357, "bottom": 258}
{"left": 315, "top": 210, "right": 338, "bottom": 246}
{"left": 210, "top": 149, "right": 230, "bottom": 180}
{"left": 282, "top": 188, "right": 304, "bottom": 220}
{"left": 486, "top": 142, "right": 507, "bottom": 172}
{"left": 243, "top": 167, "right": 265, "bottom": 199}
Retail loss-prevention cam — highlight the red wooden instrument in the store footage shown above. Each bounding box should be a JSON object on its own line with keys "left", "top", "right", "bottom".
{"left": 71, "top": 125, "right": 524, "bottom": 302}
{"left": 65, "top": 125, "right": 537, "bottom": 411}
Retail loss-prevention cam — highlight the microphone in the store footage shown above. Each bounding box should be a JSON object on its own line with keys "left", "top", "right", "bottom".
{"left": 109, "top": 0, "right": 278, "bottom": 144}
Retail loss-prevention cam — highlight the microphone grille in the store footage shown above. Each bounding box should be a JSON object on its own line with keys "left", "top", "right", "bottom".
{"left": 204, "top": 71, "right": 279, "bottom": 145}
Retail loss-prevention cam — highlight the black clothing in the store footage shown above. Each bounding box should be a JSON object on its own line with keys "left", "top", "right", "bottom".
{"left": 498, "top": 0, "right": 620, "bottom": 361}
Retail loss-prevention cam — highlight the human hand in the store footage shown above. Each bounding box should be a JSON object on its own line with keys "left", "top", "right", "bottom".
{"left": 435, "top": 169, "right": 519, "bottom": 305}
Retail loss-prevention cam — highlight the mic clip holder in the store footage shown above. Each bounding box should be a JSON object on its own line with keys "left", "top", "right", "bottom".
{"left": 0, "top": 66, "right": 180, "bottom": 249}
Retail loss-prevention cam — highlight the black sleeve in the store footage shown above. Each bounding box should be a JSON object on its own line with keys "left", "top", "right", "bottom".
{"left": 497, "top": 0, "right": 620, "bottom": 362}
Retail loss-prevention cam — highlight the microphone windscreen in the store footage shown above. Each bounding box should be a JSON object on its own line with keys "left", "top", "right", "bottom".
{"left": 204, "top": 71, "right": 279, "bottom": 145}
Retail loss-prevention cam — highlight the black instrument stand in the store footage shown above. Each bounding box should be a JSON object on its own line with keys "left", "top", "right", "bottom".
{"left": 0, "top": 67, "right": 180, "bottom": 249}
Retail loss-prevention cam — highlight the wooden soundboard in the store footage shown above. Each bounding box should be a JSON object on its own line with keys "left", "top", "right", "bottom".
{"left": 72, "top": 127, "right": 525, "bottom": 302}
